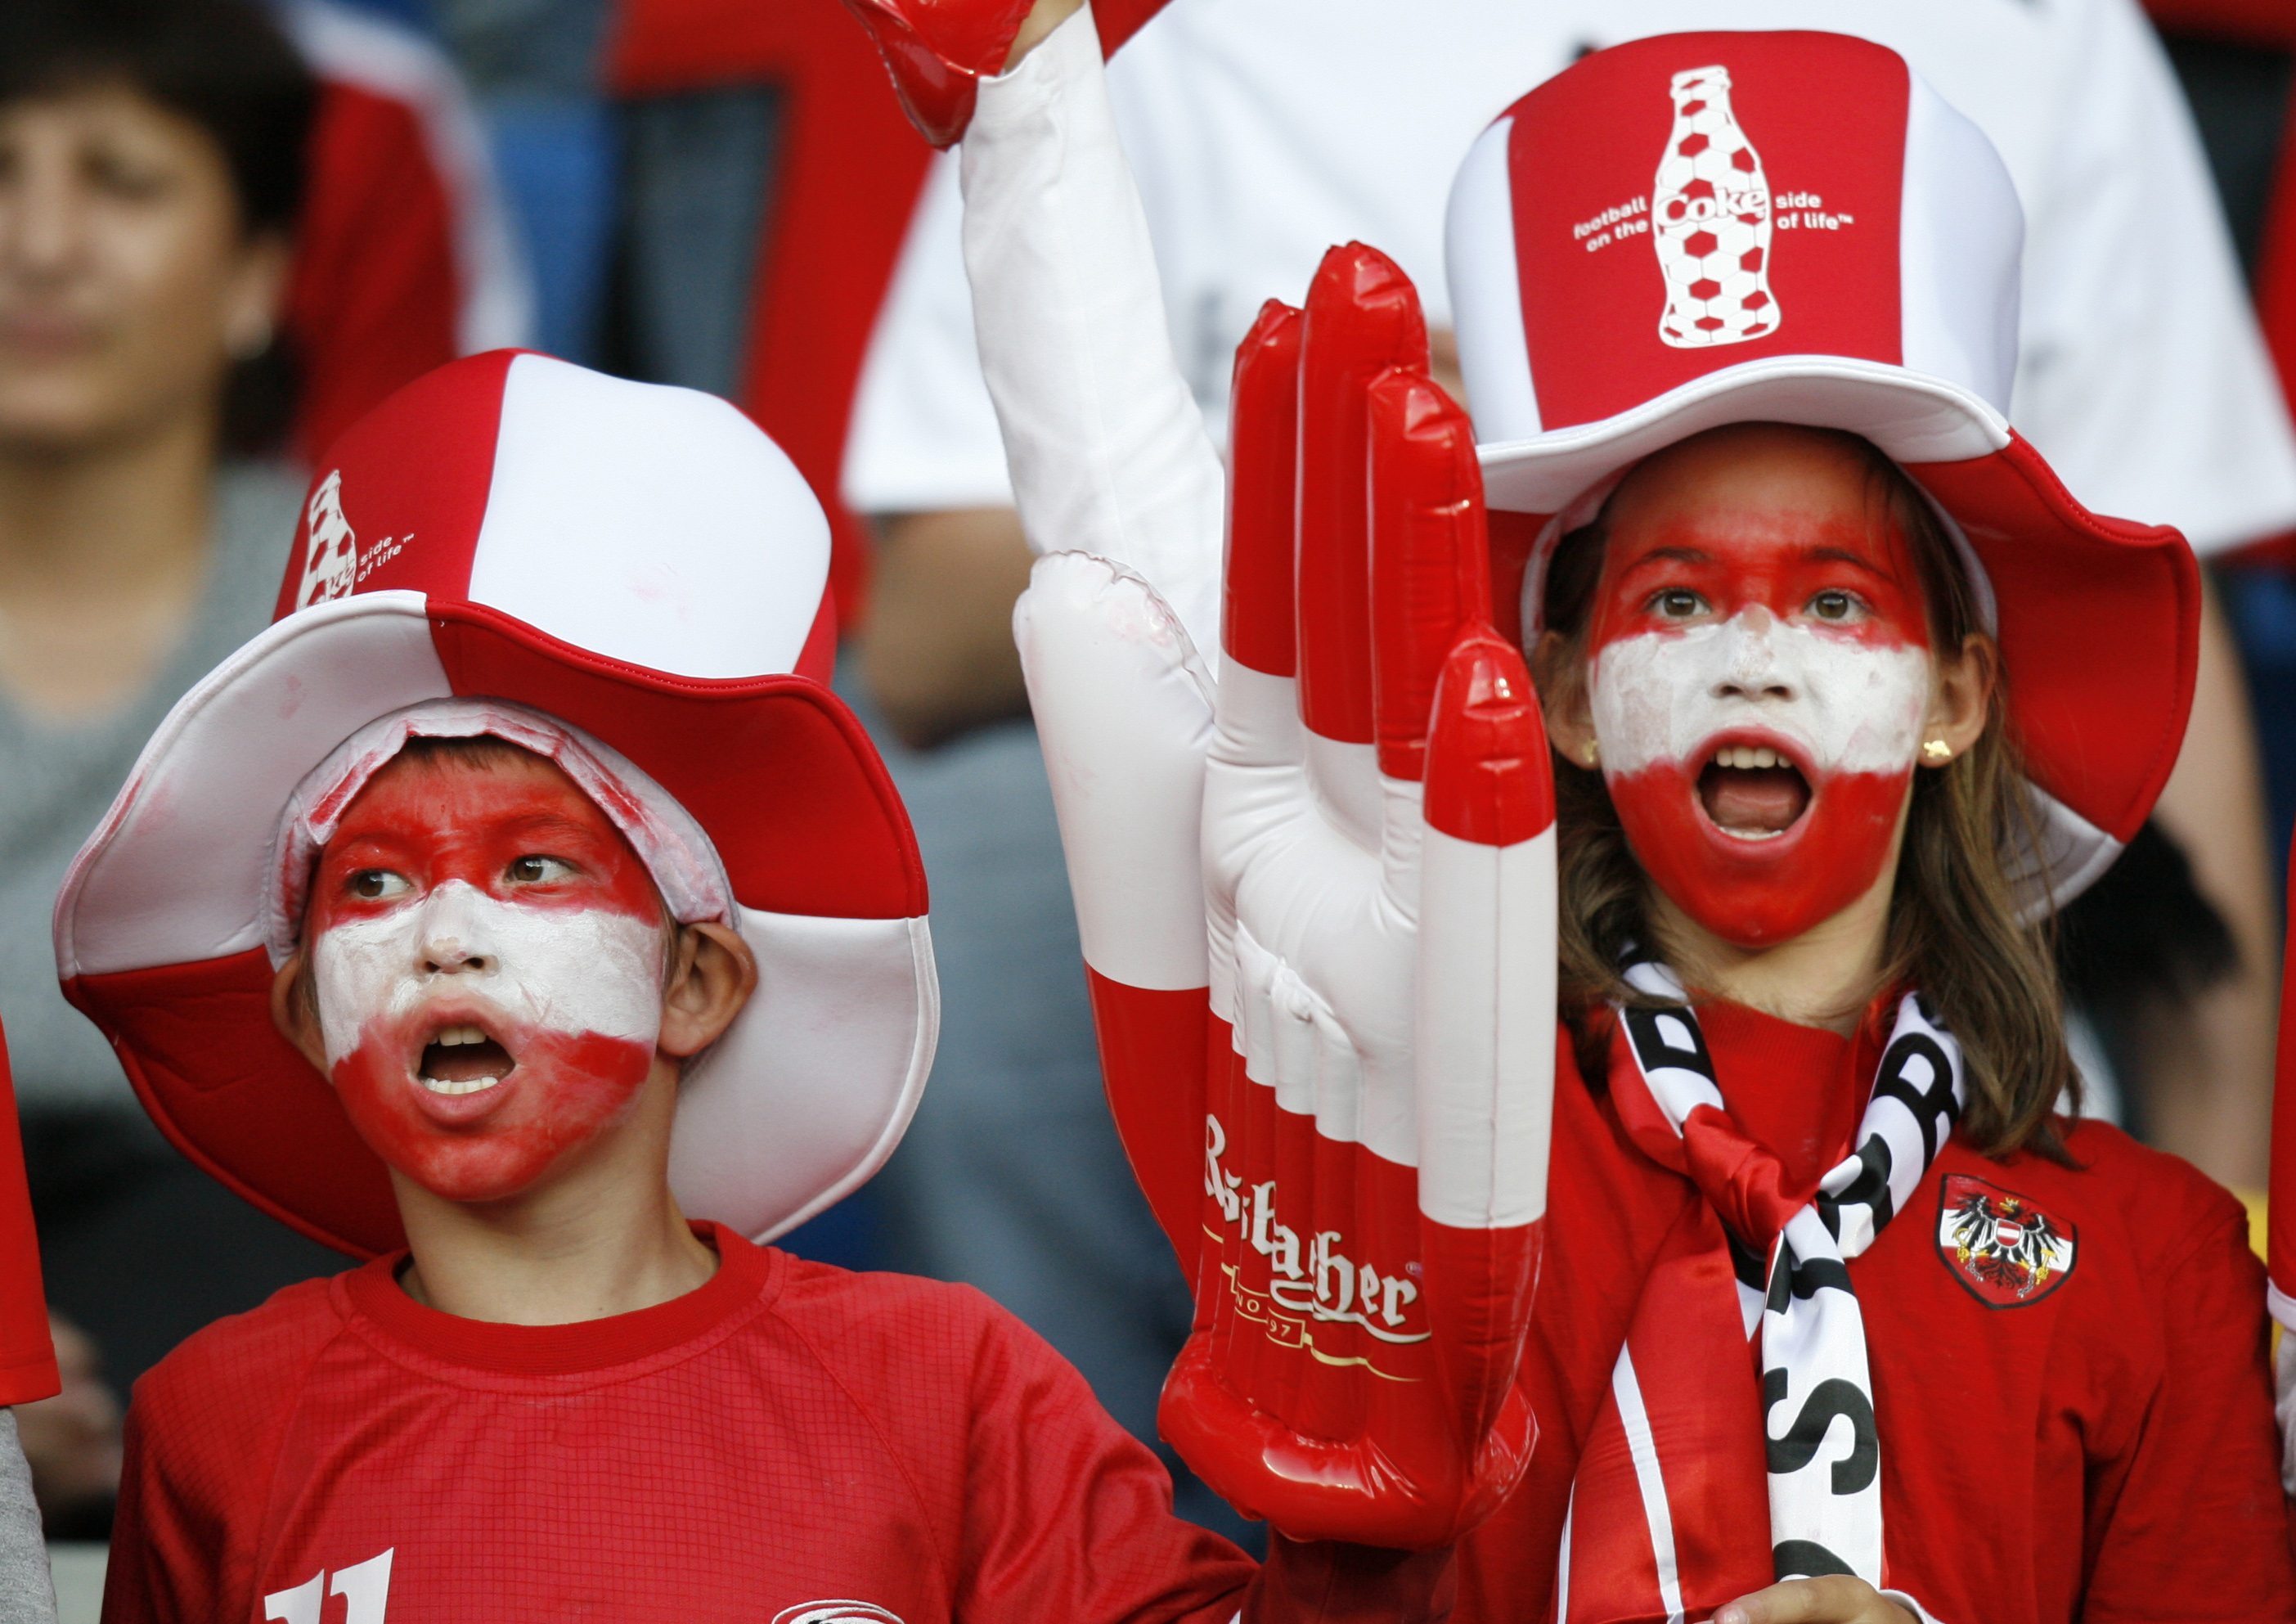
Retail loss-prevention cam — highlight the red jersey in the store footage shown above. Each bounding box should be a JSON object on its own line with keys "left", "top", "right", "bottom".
{"left": 105, "top": 1224, "right": 1261, "bottom": 1623}
{"left": 0, "top": 1025, "right": 55, "bottom": 1406}
{"left": 1455, "top": 1001, "right": 2296, "bottom": 1622}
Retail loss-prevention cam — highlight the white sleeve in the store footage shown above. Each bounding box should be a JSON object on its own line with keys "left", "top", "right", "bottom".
{"left": 2011, "top": 0, "right": 2296, "bottom": 556}
{"left": 842, "top": 154, "right": 1023, "bottom": 518}
{"left": 2275, "top": 1293, "right": 2296, "bottom": 1495}
{"left": 955, "top": 2, "right": 1228, "bottom": 664}
{"left": 0, "top": 1414, "right": 53, "bottom": 1624}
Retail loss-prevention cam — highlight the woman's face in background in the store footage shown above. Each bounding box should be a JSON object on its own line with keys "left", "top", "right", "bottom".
{"left": 0, "top": 81, "right": 285, "bottom": 455}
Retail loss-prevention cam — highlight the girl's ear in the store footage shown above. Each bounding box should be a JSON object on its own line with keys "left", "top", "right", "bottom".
{"left": 1532, "top": 628, "right": 1597, "bottom": 767}
{"left": 1922, "top": 631, "right": 1997, "bottom": 766}
{"left": 658, "top": 922, "right": 759, "bottom": 1060}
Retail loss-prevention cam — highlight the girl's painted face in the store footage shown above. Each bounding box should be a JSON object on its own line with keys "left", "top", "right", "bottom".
{"left": 304, "top": 747, "right": 668, "bottom": 1203}
{"left": 1583, "top": 438, "right": 1934, "bottom": 947}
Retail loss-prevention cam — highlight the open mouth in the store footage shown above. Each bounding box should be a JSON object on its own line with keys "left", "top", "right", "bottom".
{"left": 1695, "top": 743, "right": 1812, "bottom": 841}
{"left": 417, "top": 1022, "right": 515, "bottom": 1095}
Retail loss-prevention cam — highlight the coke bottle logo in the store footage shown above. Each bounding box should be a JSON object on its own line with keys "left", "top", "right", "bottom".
{"left": 1651, "top": 64, "right": 1780, "bottom": 349}
{"left": 298, "top": 470, "right": 360, "bottom": 607}
{"left": 292, "top": 470, "right": 413, "bottom": 610}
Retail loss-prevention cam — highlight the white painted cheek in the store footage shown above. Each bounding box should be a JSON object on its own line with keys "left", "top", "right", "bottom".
{"left": 488, "top": 906, "right": 666, "bottom": 1046}
{"left": 1800, "top": 638, "right": 1931, "bottom": 775}
{"left": 309, "top": 882, "right": 666, "bottom": 1068}
{"left": 1588, "top": 618, "right": 1932, "bottom": 776}
{"left": 312, "top": 909, "right": 421, "bottom": 1066}
{"left": 1588, "top": 624, "right": 1732, "bottom": 776}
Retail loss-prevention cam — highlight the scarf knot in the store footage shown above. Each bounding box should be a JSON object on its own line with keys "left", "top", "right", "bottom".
{"left": 1553, "top": 965, "right": 1966, "bottom": 1622}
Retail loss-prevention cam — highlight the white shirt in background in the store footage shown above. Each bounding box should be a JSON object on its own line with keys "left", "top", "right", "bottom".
{"left": 846, "top": 0, "right": 2296, "bottom": 556}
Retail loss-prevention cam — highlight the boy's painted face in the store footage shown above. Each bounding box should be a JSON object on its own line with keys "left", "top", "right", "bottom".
{"left": 1583, "top": 437, "right": 1934, "bottom": 948}
{"left": 303, "top": 747, "right": 669, "bottom": 1203}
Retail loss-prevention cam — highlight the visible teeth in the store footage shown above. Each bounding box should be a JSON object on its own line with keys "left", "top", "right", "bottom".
{"left": 1711, "top": 745, "right": 1784, "bottom": 771}
{"left": 419, "top": 1075, "right": 501, "bottom": 1095}
{"left": 434, "top": 1024, "right": 488, "bottom": 1046}
{"left": 1719, "top": 825, "right": 1786, "bottom": 842}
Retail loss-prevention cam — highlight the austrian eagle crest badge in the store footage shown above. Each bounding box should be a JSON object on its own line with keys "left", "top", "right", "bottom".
{"left": 1936, "top": 1173, "right": 2076, "bottom": 1307}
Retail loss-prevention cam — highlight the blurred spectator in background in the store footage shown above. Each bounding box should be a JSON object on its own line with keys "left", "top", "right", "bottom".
{"left": 843, "top": 0, "right": 2296, "bottom": 1539}
{"left": 425, "top": 0, "right": 928, "bottom": 630}
{"left": 0, "top": 0, "right": 526, "bottom": 1532}
{"left": 276, "top": 0, "right": 531, "bottom": 457}
{"left": 2146, "top": 2, "right": 2296, "bottom": 872}
{"left": 601, "top": 0, "right": 931, "bottom": 642}
{"left": 427, "top": 0, "right": 613, "bottom": 365}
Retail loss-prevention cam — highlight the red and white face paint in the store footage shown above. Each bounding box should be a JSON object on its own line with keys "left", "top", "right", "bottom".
{"left": 304, "top": 748, "right": 671, "bottom": 1203}
{"left": 1584, "top": 494, "right": 1934, "bottom": 948}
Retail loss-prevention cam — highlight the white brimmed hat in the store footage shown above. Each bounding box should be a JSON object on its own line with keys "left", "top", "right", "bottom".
{"left": 55, "top": 352, "right": 937, "bottom": 1257}
{"left": 1445, "top": 30, "right": 2200, "bottom": 906}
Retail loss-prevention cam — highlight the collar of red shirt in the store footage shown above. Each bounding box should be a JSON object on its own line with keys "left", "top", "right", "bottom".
{"left": 341, "top": 1220, "right": 780, "bottom": 1377}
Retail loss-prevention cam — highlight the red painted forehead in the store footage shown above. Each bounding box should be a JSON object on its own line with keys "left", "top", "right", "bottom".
{"left": 310, "top": 745, "right": 662, "bottom": 929}
{"left": 1586, "top": 430, "right": 1931, "bottom": 650}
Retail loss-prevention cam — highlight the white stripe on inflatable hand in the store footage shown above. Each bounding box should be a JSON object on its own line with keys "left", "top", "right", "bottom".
{"left": 1207, "top": 661, "right": 1305, "bottom": 1028}
{"left": 1417, "top": 823, "right": 1556, "bottom": 1230}
{"left": 1015, "top": 551, "right": 1212, "bottom": 992}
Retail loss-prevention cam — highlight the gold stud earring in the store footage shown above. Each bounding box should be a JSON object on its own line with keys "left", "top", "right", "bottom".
{"left": 1583, "top": 738, "right": 1601, "bottom": 768}
{"left": 1921, "top": 738, "right": 1953, "bottom": 764}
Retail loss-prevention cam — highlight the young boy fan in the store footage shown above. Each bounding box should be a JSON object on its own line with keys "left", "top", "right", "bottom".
{"left": 60, "top": 353, "right": 1459, "bottom": 1621}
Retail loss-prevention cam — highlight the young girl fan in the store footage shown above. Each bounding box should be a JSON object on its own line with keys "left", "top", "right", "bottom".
{"left": 852, "top": 7, "right": 2296, "bottom": 1619}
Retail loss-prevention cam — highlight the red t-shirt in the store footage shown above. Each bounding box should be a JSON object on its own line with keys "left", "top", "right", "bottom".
{"left": 103, "top": 1224, "right": 1265, "bottom": 1622}
{"left": 1454, "top": 1001, "right": 2296, "bottom": 1622}
{"left": 0, "top": 1025, "right": 55, "bottom": 1406}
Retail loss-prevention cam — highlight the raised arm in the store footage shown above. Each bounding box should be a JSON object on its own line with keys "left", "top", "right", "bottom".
{"left": 1013, "top": 250, "right": 1554, "bottom": 1550}
{"left": 846, "top": 0, "right": 1225, "bottom": 662}
{"left": 844, "top": 0, "right": 1553, "bottom": 1559}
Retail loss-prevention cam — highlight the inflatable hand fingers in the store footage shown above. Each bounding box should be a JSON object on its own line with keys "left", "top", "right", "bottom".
{"left": 841, "top": 0, "right": 1171, "bottom": 146}
{"left": 1388, "top": 382, "right": 1552, "bottom": 1492}
{"left": 1163, "top": 245, "right": 1553, "bottom": 1548}
{"left": 1014, "top": 298, "right": 1310, "bottom": 1280}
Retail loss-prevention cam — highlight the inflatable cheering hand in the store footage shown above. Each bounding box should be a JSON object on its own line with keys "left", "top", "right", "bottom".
{"left": 1018, "top": 245, "right": 1556, "bottom": 1548}
{"left": 838, "top": 0, "right": 1168, "bottom": 146}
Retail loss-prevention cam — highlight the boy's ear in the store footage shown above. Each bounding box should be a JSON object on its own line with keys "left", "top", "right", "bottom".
{"left": 270, "top": 953, "right": 330, "bottom": 1074}
{"left": 659, "top": 922, "right": 759, "bottom": 1060}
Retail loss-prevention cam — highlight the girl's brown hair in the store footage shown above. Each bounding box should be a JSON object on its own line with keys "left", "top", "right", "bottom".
{"left": 1535, "top": 425, "right": 2078, "bottom": 1157}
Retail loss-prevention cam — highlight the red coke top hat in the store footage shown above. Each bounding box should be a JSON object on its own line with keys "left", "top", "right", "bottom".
{"left": 1445, "top": 30, "right": 2200, "bottom": 908}
{"left": 54, "top": 352, "right": 936, "bottom": 1258}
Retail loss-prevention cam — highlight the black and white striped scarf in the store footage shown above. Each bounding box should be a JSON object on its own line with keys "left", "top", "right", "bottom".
{"left": 1555, "top": 963, "right": 1965, "bottom": 1617}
